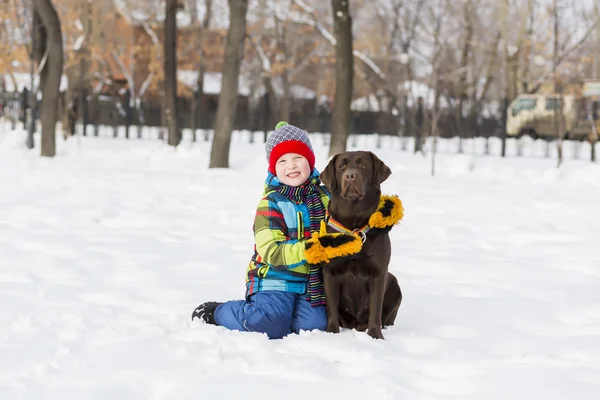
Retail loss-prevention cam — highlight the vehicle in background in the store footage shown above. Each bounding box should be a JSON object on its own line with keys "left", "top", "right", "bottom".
{"left": 507, "top": 81, "right": 600, "bottom": 141}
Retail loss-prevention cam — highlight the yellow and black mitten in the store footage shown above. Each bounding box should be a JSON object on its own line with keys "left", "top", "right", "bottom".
{"left": 368, "top": 195, "right": 404, "bottom": 234}
{"left": 305, "top": 221, "right": 363, "bottom": 265}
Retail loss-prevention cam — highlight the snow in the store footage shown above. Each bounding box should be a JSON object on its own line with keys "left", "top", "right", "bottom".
{"left": 177, "top": 70, "right": 251, "bottom": 96}
{"left": 1, "top": 125, "right": 600, "bottom": 399}
{"left": 177, "top": 70, "right": 316, "bottom": 99}
{"left": 351, "top": 94, "right": 391, "bottom": 112}
{"left": 352, "top": 81, "right": 455, "bottom": 111}
{"left": 73, "top": 35, "right": 85, "bottom": 51}
{"left": 283, "top": 84, "right": 317, "bottom": 99}
{"left": 254, "top": 77, "right": 317, "bottom": 100}
{"left": 114, "top": 0, "right": 230, "bottom": 29}
{"left": 3, "top": 73, "right": 69, "bottom": 93}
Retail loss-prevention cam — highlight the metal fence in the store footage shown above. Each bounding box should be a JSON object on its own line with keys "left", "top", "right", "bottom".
{"left": 1, "top": 89, "right": 502, "bottom": 140}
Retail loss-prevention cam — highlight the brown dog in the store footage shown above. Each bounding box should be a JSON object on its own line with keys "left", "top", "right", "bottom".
{"left": 319, "top": 151, "right": 403, "bottom": 339}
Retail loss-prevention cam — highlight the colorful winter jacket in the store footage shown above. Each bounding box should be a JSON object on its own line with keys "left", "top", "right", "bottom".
{"left": 245, "top": 170, "right": 330, "bottom": 299}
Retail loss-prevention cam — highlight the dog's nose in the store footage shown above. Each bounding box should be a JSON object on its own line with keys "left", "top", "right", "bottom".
{"left": 343, "top": 171, "right": 356, "bottom": 181}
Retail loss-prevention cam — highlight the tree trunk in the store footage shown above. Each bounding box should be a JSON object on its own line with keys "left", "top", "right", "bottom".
{"left": 521, "top": 0, "right": 536, "bottom": 93}
{"left": 279, "top": 76, "right": 291, "bottom": 123}
{"left": 201, "top": 1, "right": 213, "bottom": 142}
{"left": 34, "top": 0, "right": 63, "bottom": 158}
{"left": 77, "top": 71, "right": 87, "bottom": 137}
{"left": 124, "top": 90, "right": 132, "bottom": 139}
{"left": 414, "top": 97, "right": 424, "bottom": 153}
{"left": 191, "top": 88, "right": 199, "bottom": 141}
{"left": 165, "top": 0, "right": 181, "bottom": 147}
{"left": 209, "top": 0, "right": 248, "bottom": 168}
{"left": 456, "top": 0, "right": 473, "bottom": 154}
{"left": 431, "top": 77, "right": 441, "bottom": 177}
{"left": 278, "top": 20, "right": 291, "bottom": 123}
{"left": 263, "top": 75, "right": 277, "bottom": 131}
{"left": 501, "top": 0, "right": 510, "bottom": 158}
{"left": 27, "top": 10, "right": 42, "bottom": 149}
{"left": 92, "top": 93, "right": 100, "bottom": 136}
{"left": 189, "top": 0, "right": 198, "bottom": 141}
{"left": 78, "top": 0, "right": 91, "bottom": 137}
{"left": 80, "top": 87, "right": 88, "bottom": 136}
{"left": 553, "top": 0, "right": 563, "bottom": 168}
{"left": 137, "top": 101, "right": 143, "bottom": 139}
{"left": 329, "top": 0, "right": 353, "bottom": 157}
{"left": 262, "top": 90, "right": 271, "bottom": 143}
{"left": 189, "top": 0, "right": 212, "bottom": 143}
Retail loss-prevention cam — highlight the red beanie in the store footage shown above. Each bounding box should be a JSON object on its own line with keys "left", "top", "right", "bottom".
{"left": 266, "top": 123, "right": 315, "bottom": 175}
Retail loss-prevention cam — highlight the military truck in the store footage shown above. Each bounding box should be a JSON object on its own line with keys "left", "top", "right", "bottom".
{"left": 507, "top": 81, "right": 600, "bottom": 141}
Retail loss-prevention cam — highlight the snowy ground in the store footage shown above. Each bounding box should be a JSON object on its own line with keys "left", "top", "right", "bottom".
{"left": 1, "top": 125, "right": 600, "bottom": 399}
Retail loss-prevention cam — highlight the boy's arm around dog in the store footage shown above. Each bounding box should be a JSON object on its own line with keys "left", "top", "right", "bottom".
{"left": 254, "top": 197, "right": 363, "bottom": 269}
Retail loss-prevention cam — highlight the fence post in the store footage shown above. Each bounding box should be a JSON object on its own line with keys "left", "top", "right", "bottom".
{"left": 124, "top": 91, "right": 132, "bottom": 139}
{"left": 414, "top": 97, "right": 423, "bottom": 153}
{"left": 501, "top": 97, "right": 508, "bottom": 157}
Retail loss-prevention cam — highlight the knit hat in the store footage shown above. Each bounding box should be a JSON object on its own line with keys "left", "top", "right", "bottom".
{"left": 265, "top": 121, "right": 315, "bottom": 175}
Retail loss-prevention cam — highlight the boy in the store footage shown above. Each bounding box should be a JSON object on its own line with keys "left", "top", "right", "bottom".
{"left": 192, "top": 122, "right": 363, "bottom": 339}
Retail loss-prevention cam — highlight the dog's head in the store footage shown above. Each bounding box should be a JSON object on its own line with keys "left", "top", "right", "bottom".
{"left": 320, "top": 151, "right": 391, "bottom": 201}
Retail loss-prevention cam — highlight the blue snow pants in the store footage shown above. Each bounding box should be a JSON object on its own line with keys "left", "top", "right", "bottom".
{"left": 214, "top": 291, "right": 327, "bottom": 339}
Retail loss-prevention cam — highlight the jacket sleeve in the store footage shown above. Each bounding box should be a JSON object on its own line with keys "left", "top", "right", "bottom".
{"left": 253, "top": 196, "right": 307, "bottom": 270}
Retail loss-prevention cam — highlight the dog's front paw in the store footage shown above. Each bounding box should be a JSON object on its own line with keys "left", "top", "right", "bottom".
{"left": 326, "top": 323, "right": 340, "bottom": 334}
{"left": 367, "top": 326, "right": 384, "bottom": 340}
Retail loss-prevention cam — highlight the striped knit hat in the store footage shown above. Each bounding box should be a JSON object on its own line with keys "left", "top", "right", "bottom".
{"left": 265, "top": 122, "right": 315, "bottom": 175}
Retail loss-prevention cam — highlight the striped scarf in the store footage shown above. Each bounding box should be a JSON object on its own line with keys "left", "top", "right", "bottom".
{"left": 276, "top": 177, "right": 327, "bottom": 307}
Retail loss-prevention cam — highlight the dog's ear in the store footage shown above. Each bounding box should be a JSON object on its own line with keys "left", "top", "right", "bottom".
{"left": 320, "top": 154, "right": 339, "bottom": 192}
{"left": 370, "top": 152, "right": 391, "bottom": 186}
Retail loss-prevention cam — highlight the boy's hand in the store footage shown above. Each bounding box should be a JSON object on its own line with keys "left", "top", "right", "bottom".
{"left": 304, "top": 223, "right": 363, "bottom": 264}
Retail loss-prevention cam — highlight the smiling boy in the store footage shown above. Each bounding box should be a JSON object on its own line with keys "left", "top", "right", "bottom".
{"left": 192, "top": 122, "right": 363, "bottom": 339}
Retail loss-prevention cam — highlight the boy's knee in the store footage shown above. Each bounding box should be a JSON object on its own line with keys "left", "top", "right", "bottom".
{"left": 252, "top": 317, "right": 292, "bottom": 339}
{"left": 244, "top": 292, "right": 295, "bottom": 339}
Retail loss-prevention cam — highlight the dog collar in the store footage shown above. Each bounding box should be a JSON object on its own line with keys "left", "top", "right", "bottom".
{"left": 325, "top": 215, "right": 370, "bottom": 243}
{"left": 323, "top": 195, "right": 404, "bottom": 242}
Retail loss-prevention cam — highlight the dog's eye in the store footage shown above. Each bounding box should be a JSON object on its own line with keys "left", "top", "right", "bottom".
{"left": 358, "top": 162, "right": 368, "bottom": 168}
{"left": 339, "top": 164, "right": 347, "bottom": 169}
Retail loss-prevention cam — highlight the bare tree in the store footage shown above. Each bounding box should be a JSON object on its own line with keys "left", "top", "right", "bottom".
{"left": 454, "top": 0, "right": 474, "bottom": 154}
{"left": 246, "top": 0, "right": 329, "bottom": 143}
{"left": 425, "top": 0, "right": 450, "bottom": 176}
{"left": 165, "top": 0, "right": 181, "bottom": 147}
{"left": 591, "top": 2, "right": 600, "bottom": 162}
{"left": 248, "top": 22, "right": 278, "bottom": 138}
{"left": 209, "top": 0, "right": 248, "bottom": 168}
{"left": 249, "top": 2, "right": 292, "bottom": 128}
{"left": 329, "top": 0, "right": 353, "bottom": 156}
{"left": 527, "top": 4, "right": 600, "bottom": 94}
{"left": 33, "top": 0, "right": 63, "bottom": 158}
{"left": 552, "top": 0, "right": 562, "bottom": 167}
{"left": 590, "top": 114, "right": 598, "bottom": 162}
{"left": 187, "top": 0, "right": 213, "bottom": 142}
{"left": 366, "top": 0, "right": 424, "bottom": 151}
{"left": 77, "top": 0, "right": 92, "bottom": 138}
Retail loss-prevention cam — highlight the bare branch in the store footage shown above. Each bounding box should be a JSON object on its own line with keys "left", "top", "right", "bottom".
{"left": 111, "top": 49, "right": 135, "bottom": 99}
{"left": 528, "top": 14, "right": 600, "bottom": 93}
{"left": 288, "top": 0, "right": 386, "bottom": 80}
{"left": 249, "top": 34, "right": 271, "bottom": 73}
{"left": 288, "top": 42, "right": 325, "bottom": 80}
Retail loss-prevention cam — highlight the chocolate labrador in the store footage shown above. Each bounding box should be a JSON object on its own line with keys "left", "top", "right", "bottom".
{"left": 319, "top": 151, "right": 402, "bottom": 339}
